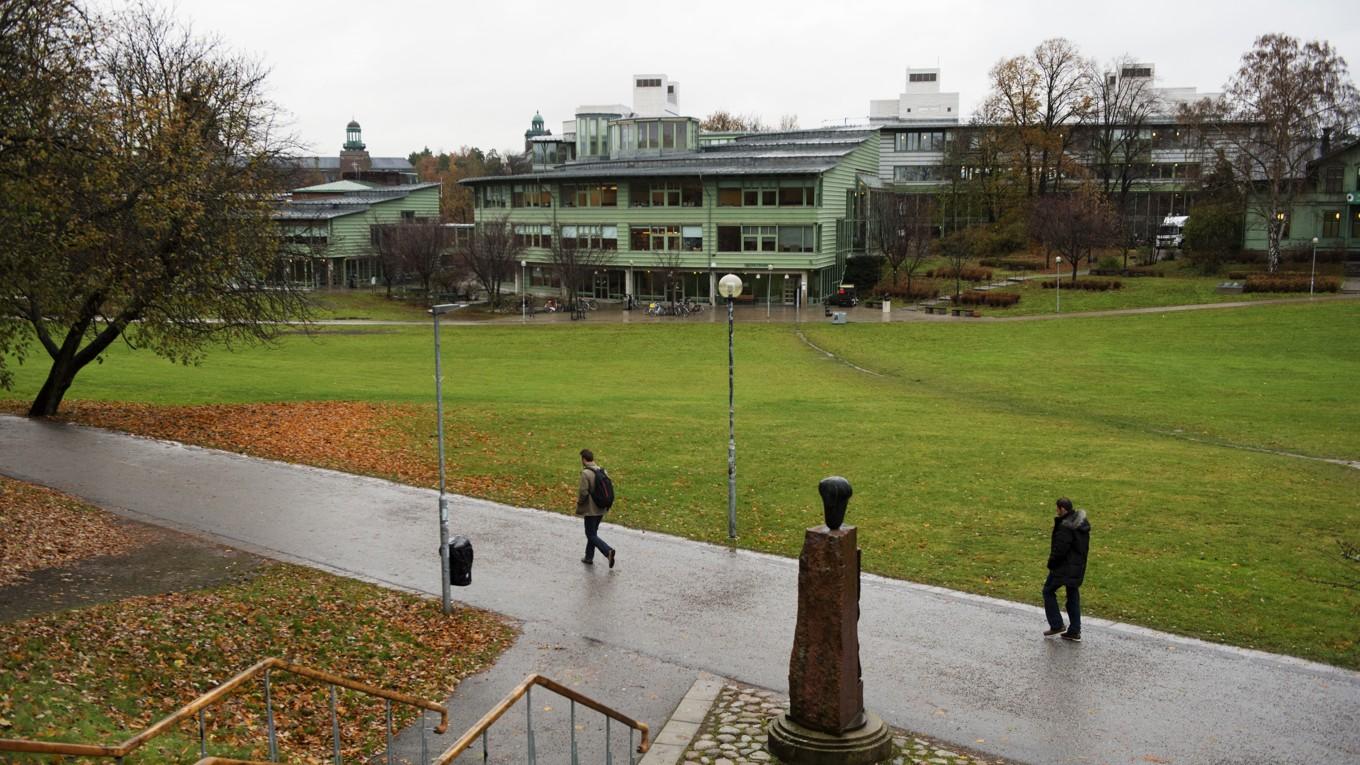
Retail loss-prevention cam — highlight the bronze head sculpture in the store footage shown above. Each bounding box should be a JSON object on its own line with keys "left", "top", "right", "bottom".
{"left": 819, "top": 476, "right": 853, "bottom": 530}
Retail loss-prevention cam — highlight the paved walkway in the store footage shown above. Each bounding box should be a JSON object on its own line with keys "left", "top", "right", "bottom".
{"left": 2, "top": 416, "right": 1357, "bottom": 765}
{"left": 319, "top": 292, "right": 1359, "bottom": 327}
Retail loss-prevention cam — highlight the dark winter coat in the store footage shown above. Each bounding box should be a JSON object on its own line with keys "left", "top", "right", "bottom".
{"left": 1047, "top": 509, "right": 1091, "bottom": 586}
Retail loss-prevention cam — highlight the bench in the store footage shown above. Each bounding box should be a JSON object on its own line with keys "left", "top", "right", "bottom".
{"left": 951, "top": 307, "right": 981, "bottom": 318}
{"left": 922, "top": 304, "right": 945, "bottom": 315}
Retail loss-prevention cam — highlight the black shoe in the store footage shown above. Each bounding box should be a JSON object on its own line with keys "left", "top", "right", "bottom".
{"left": 581, "top": 557, "right": 594, "bottom": 565}
{"left": 1061, "top": 632, "right": 1082, "bottom": 642}
{"left": 607, "top": 550, "right": 616, "bottom": 569}
{"left": 1043, "top": 627, "right": 1065, "bottom": 637}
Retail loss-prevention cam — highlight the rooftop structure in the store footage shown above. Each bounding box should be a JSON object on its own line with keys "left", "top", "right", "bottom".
{"left": 869, "top": 67, "right": 960, "bottom": 124}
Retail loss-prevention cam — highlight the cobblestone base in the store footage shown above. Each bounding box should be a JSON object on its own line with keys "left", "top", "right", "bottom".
{"left": 677, "top": 683, "right": 1014, "bottom": 765}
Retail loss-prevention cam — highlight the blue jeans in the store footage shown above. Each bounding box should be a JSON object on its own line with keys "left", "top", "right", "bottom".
{"left": 1043, "top": 573, "right": 1081, "bottom": 634}
{"left": 583, "top": 515, "right": 613, "bottom": 561}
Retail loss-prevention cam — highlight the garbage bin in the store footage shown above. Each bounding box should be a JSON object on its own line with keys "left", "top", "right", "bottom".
{"left": 448, "top": 536, "right": 473, "bottom": 587}
{"left": 831, "top": 311, "right": 847, "bottom": 324}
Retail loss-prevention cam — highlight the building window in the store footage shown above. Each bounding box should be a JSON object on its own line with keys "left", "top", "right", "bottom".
{"left": 1122, "top": 66, "right": 1153, "bottom": 78}
{"left": 629, "top": 225, "right": 683, "bottom": 251}
{"left": 636, "top": 78, "right": 661, "bottom": 88}
{"left": 908, "top": 72, "right": 937, "bottom": 83}
{"left": 718, "top": 187, "right": 741, "bottom": 207}
{"left": 894, "top": 131, "right": 948, "bottom": 152}
{"left": 1353, "top": 210, "right": 1360, "bottom": 239}
{"left": 1324, "top": 165, "right": 1344, "bottom": 194}
{"left": 681, "top": 225, "right": 703, "bottom": 251}
{"left": 529, "top": 265, "right": 561, "bottom": 289}
{"left": 561, "top": 225, "right": 618, "bottom": 251}
{"left": 628, "top": 179, "right": 702, "bottom": 207}
{"left": 1321, "top": 210, "right": 1341, "bottom": 238}
{"left": 714, "top": 225, "right": 813, "bottom": 253}
{"left": 561, "top": 184, "right": 618, "bottom": 208}
{"left": 1274, "top": 211, "right": 1291, "bottom": 239}
{"left": 893, "top": 165, "right": 946, "bottom": 182}
{"left": 478, "top": 186, "right": 508, "bottom": 208}
{"left": 513, "top": 224, "right": 552, "bottom": 248}
{"left": 401, "top": 210, "right": 415, "bottom": 222}
{"left": 511, "top": 183, "right": 551, "bottom": 208}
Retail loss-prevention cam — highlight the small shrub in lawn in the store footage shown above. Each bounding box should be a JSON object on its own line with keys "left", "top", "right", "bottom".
{"left": 1243, "top": 274, "right": 1341, "bottom": 293}
{"left": 1097, "top": 256, "right": 1122, "bottom": 272}
{"left": 953, "top": 290, "right": 1021, "bottom": 307}
{"left": 926, "top": 266, "right": 993, "bottom": 281}
{"left": 1041, "top": 279, "right": 1123, "bottom": 291}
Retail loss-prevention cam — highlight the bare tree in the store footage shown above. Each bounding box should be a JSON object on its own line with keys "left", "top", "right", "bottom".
{"left": 547, "top": 224, "right": 613, "bottom": 318}
{"left": 700, "top": 110, "right": 768, "bottom": 132}
{"left": 943, "top": 101, "right": 1020, "bottom": 227}
{"left": 1087, "top": 55, "right": 1162, "bottom": 266}
{"left": 458, "top": 215, "right": 522, "bottom": 310}
{"left": 374, "top": 222, "right": 453, "bottom": 297}
{"left": 1031, "top": 184, "right": 1118, "bottom": 282}
{"left": 1183, "top": 34, "right": 1359, "bottom": 272}
{"left": 651, "top": 247, "right": 686, "bottom": 304}
{"left": 1, "top": 3, "right": 311, "bottom": 416}
{"left": 986, "top": 38, "right": 1093, "bottom": 197}
{"left": 778, "top": 113, "right": 800, "bottom": 131}
{"left": 871, "top": 192, "right": 935, "bottom": 293}
{"left": 937, "top": 228, "right": 976, "bottom": 302}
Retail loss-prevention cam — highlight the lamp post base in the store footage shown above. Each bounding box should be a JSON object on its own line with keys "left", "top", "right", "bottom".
{"left": 766, "top": 712, "right": 893, "bottom": 765}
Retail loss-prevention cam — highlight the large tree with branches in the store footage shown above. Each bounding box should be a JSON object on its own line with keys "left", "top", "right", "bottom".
{"left": 457, "top": 215, "right": 522, "bottom": 309}
{"left": 0, "top": 2, "right": 310, "bottom": 417}
{"left": 547, "top": 224, "right": 613, "bottom": 317}
{"left": 871, "top": 192, "right": 936, "bottom": 292}
{"left": 1182, "top": 34, "right": 1358, "bottom": 272}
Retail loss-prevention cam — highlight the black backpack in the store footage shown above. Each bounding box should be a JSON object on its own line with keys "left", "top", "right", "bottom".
{"left": 588, "top": 467, "right": 615, "bottom": 510}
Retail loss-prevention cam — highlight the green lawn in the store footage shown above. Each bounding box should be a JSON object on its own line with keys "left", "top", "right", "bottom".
{"left": 5, "top": 301, "right": 1358, "bottom": 667}
{"left": 307, "top": 289, "right": 434, "bottom": 321}
{"left": 965, "top": 276, "right": 1291, "bottom": 317}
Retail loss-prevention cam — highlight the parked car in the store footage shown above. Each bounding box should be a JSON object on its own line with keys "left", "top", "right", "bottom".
{"left": 825, "top": 284, "right": 859, "bottom": 307}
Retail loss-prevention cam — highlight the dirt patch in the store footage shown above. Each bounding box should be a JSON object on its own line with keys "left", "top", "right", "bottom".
{"left": 0, "top": 476, "right": 145, "bottom": 586}
{"left": 0, "top": 517, "right": 264, "bottom": 623}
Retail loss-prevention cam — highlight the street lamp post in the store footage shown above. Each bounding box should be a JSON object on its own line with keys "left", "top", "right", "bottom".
{"left": 766, "top": 265, "right": 773, "bottom": 319}
{"left": 520, "top": 260, "right": 527, "bottom": 322}
{"left": 429, "top": 303, "right": 458, "bottom": 615}
{"left": 1055, "top": 256, "right": 1062, "bottom": 314}
{"left": 1311, "top": 236, "right": 1319, "bottom": 296}
{"left": 718, "top": 273, "right": 744, "bottom": 540}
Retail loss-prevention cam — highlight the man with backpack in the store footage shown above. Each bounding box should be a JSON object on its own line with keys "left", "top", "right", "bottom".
{"left": 577, "top": 448, "right": 616, "bottom": 568}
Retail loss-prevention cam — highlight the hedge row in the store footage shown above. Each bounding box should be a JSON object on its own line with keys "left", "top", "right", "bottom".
{"left": 1243, "top": 275, "right": 1341, "bottom": 293}
{"left": 874, "top": 283, "right": 941, "bottom": 300}
{"left": 953, "top": 290, "right": 1021, "bottom": 307}
{"left": 1040, "top": 279, "right": 1123, "bottom": 291}
{"left": 1089, "top": 268, "right": 1164, "bottom": 277}
{"left": 978, "top": 258, "right": 1042, "bottom": 271}
{"left": 926, "top": 266, "right": 994, "bottom": 282}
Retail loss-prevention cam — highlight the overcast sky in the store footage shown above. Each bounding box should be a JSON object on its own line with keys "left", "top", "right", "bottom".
{"left": 151, "top": 0, "right": 1358, "bottom": 159}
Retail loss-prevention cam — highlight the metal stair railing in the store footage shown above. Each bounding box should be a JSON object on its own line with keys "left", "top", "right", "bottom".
{"left": 1, "top": 663, "right": 650, "bottom": 765}
{"left": 0, "top": 657, "right": 448, "bottom": 763}
{"left": 431, "top": 674, "right": 651, "bottom": 765}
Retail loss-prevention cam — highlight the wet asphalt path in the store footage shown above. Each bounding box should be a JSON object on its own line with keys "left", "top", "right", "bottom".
{"left": 2, "top": 415, "right": 1357, "bottom": 765}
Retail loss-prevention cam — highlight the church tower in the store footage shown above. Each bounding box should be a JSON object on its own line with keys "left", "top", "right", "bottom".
{"left": 524, "top": 111, "right": 550, "bottom": 152}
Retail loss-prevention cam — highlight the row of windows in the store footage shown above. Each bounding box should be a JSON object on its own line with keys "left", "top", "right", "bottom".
{"left": 478, "top": 179, "right": 818, "bottom": 208}
{"left": 1319, "top": 210, "right": 1360, "bottom": 238}
{"left": 893, "top": 131, "right": 950, "bottom": 153}
{"left": 892, "top": 161, "right": 1205, "bottom": 184}
{"left": 508, "top": 224, "right": 817, "bottom": 253}
{"left": 1319, "top": 165, "right": 1360, "bottom": 194}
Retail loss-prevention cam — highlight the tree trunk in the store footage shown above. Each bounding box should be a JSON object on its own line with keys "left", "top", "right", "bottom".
{"left": 1266, "top": 220, "right": 1282, "bottom": 274}
{"left": 1071, "top": 257, "right": 1080, "bottom": 284}
{"left": 28, "top": 354, "right": 82, "bottom": 417}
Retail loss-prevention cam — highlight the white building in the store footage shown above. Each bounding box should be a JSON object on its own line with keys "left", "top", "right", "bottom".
{"left": 869, "top": 67, "right": 960, "bottom": 124}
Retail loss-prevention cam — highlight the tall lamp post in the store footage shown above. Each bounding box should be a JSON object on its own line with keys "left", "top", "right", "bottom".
{"left": 766, "top": 265, "right": 773, "bottom": 319}
{"left": 430, "top": 303, "right": 458, "bottom": 615}
{"left": 718, "top": 273, "right": 744, "bottom": 540}
{"left": 1055, "top": 256, "right": 1062, "bottom": 314}
{"left": 1310, "top": 236, "right": 1319, "bottom": 296}
{"left": 520, "top": 260, "right": 527, "bottom": 321}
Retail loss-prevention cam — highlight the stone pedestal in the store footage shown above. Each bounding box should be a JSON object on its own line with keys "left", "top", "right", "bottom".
{"left": 767, "top": 524, "right": 893, "bottom": 765}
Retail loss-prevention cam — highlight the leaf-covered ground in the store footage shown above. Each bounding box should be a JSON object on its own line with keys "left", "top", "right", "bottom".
{"left": 0, "top": 400, "right": 551, "bottom": 509}
{"left": 0, "top": 480, "right": 517, "bottom": 764}
{"left": 0, "top": 476, "right": 143, "bottom": 586}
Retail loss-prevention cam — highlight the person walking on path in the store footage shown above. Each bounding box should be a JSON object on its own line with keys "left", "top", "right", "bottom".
{"left": 577, "top": 448, "right": 616, "bottom": 568}
{"left": 1042, "top": 497, "right": 1090, "bottom": 642}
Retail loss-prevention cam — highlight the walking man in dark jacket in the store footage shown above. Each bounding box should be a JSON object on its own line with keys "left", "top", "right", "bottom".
{"left": 577, "top": 449, "right": 616, "bottom": 568}
{"left": 1043, "top": 497, "right": 1090, "bottom": 642}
